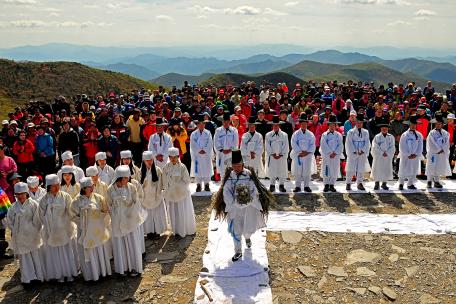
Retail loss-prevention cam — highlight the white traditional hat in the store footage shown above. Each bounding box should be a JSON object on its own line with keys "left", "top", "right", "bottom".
{"left": 14, "top": 182, "right": 29, "bottom": 194}
{"left": 168, "top": 147, "right": 179, "bottom": 157}
{"left": 80, "top": 177, "right": 93, "bottom": 188}
{"left": 45, "top": 174, "right": 60, "bottom": 186}
{"left": 142, "top": 151, "right": 153, "bottom": 161}
{"left": 95, "top": 152, "right": 107, "bottom": 161}
{"left": 85, "top": 166, "right": 98, "bottom": 177}
{"left": 61, "top": 151, "right": 73, "bottom": 161}
{"left": 120, "top": 150, "right": 132, "bottom": 159}
{"left": 26, "top": 176, "right": 40, "bottom": 188}
{"left": 447, "top": 113, "right": 455, "bottom": 120}
{"left": 61, "top": 165, "right": 74, "bottom": 174}
{"left": 114, "top": 165, "right": 131, "bottom": 180}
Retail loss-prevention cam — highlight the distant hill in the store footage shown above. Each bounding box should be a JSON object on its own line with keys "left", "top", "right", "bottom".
{"left": 293, "top": 50, "right": 382, "bottom": 65}
{"left": 199, "top": 72, "right": 304, "bottom": 87}
{"left": 208, "top": 59, "right": 292, "bottom": 75}
{"left": 88, "top": 62, "right": 160, "bottom": 81}
{"left": 0, "top": 59, "right": 157, "bottom": 114}
{"left": 152, "top": 73, "right": 215, "bottom": 88}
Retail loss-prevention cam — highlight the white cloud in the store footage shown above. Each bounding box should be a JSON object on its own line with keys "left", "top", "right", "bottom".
{"left": 191, "top": 5, "right": 218, "bottom": 14}
{"left": 155, "top": 15, "right": 174, "bottom": 22}
{"left": 415, "top": 9, "right": 437, "bottom": 16}
{"left": 0, "top": 20, "right": 111, "bottom": 29}
{"left": 381, "top": 0, "right": 410, "bottom": 5}
{"left": 387, "top": 20, "right": 411, "bottom": 26}
{"left": 2, "top": 0, "right": 37, "bottom": 4}
{"left": 339, "top": 0, "right": 377, "bottom": 4}
{"left": 224, "top": 6, "right": 261, "bottom": 15}
{"left": 285, "top": 1, "right": 300, "bottom": 7}
{"left": 264, "top": 8, "right": 287, "bottom": 16}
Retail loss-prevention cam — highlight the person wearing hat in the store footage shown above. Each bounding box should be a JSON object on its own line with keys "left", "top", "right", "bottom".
{"left": 398, "top": 115, "right": 424, "bottom": 190}
{"left": 370, "top": 117, "right": 395, "bottom": 190}
{"left": 148, "top": 118, "right": 172, "bottom": 170}
{"left": 27, "top": 176, "right": 46, "bottom": 202}
{"left": 86, "top": 166, "right": 108, "bottom": 198}
{"left": 240, "top": 116, "right": 265, "bottom": 177}
{"left": 320, "top": 115, "right": 344, "bottom": 192}
{"left": 139, "top": 151, "right": 167, "bottom": 240}
{"left": 162, "top": 148, "right": 196, "bottom": 238}
{"left": 58, "top": 151, "right": 85, "bottom": 183}
{"left": 60, "top": 165, "right": 81, "bottom": 199}
{"left": 95, "top": 152, "right": 115, "bottom": 185}
{"left": 213, "top": 150, "right": 271, "bottom": 262}
{"left": 265, "top": 115, "right": 289, "bottom": 193}
{"left": 345, "top": 113, "right": 371, "bottom": 191}
{"left": 107, "top": 165, "right": 146, "bottom": 276}
{"left": 290, "top": 114, "right": 316, "bottom": 193}
{"left": 5, "top": 182, "right": 45, "bottom": 284}
{"left": 425, "top": 114, "right": 451, "bottom": 189}
{"left": 213, "top": 112, "right": 239, "bottom": 179}
{"left": 39, "top": 174, "right": 78, "bottom": 282}
{"left": 190, "top": 116, "right": 213, "bottom": 192}
{"left": 70, "top": 177, "right": 112, "bottom": 281}
{"left": 120, "top": 150, "right": 141, "bottom": 182}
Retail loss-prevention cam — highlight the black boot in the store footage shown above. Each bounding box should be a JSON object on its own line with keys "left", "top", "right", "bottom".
{"left": 246, "top": 239, "right": 252, "bottom": 248}
{"left": 407, "top": 184, "right": 417, "bottom": 190}
{"left": 346, "top": 184, "right": 351, "bottom": 191}
{"left": 293, "top": 187, "right": 301, "bottom": 193}
{"left": 232, "top": 252, "right": 242, "bottom": 262}
{"left": 427, "top": 181, "right": 432, "bottom": 188}
{"left": 279, "top": 185, "right": 286, "bottom": 193}
{"left": 204, "top": 184, "right": 210, "bottom": 192}
{"left": 374, "top": 182, "right": 380, "bottom": 190}
{"left": 434, "top": 182, "right": 443, "bottom": 189}
{"left": 196, "top": 184, "right": 202, "bottom": 192}
{"left": 381, "top": 182, "right": 389, "bottom": 190}
{"left": 329, "top": 185, "right": 337, "bottom": 192}
{"left": 399, "top": 184, "right": 404, "bottom": 190}
{"left": 323, "top": 184, "right": 330, "bottom": 192}
{"left": 357, "top": 183, "right": 365, "bottom": 191}
{"left": 269, "top": 185, "right": 275, "bottom": 192}
{"left": 304, "top": 186, "right": 312, "bottom": 193}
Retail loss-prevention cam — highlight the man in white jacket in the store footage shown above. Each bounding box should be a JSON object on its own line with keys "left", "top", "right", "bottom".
{"left": 320, "top": 115, "right": 343, "bottom": 192}
{"left": 265, "top": 115, "right": 289, "bottom": 192}
{"left": 425, "top": 114, "right": 451, "bottom": 189}
{"left": 213, "top": 112, "right": 239, "bottom": 178}
{"left": 370, "top": 117, "right": 395, "bottom": 190}
{"left": 240, "top": 116, "right": 264, "bottom": 176}
{"left": 190, "top": 115, "right": 213, "bottom": 192}
{"left": 345, "top": 113, "right": 371, "bottom": 191}
{"left": 290, "top": 113, "right": 316, "bottom": 192}
{"left": 148, "top": 117, "right": 172, "bottom": 170}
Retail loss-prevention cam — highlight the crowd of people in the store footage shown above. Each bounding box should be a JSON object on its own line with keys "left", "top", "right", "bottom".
{"left": 1, "top": 78, "right": 456, "bottom": 283}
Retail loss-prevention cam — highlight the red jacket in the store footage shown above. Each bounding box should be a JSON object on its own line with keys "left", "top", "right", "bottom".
{"left": 12, "top": 140, "right": 35, "bottom": 163}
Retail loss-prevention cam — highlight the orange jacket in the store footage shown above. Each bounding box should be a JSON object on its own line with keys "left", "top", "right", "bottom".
{"left": 12, "top": 140, "right": 35, "bottom": 163}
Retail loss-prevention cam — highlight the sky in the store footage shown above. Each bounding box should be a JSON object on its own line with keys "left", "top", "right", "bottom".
{"left": 0, "top": 0, "right": 453, "bottom": 49}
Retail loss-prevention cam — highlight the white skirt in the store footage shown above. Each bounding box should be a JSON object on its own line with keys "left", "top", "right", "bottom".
{"left": 76, "top": 239, "right": 112, "bottom": 281}
{"left": 142, "top": 202, "right": 168, "bottom": 235}
{"left": 139, "top": 225, "right": 146, "bottom": 253}
{"left": 111, "top": 226, "right": 143, "bottom": 274}
{"left": 17, "top": 248, "right": 46, "bottom": 283}
{"left": 42, "top": 239, "right": 79, "bottom": 281}
{"left": 166, "top": 195, "right": 197, "bottom": 237}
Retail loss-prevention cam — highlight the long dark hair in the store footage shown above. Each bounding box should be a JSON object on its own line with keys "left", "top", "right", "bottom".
{"left": 140, "top": 161, "right": 158, "bottom": 183}
{"left": 61, "top": 172, "right": 76, "bottom": 186}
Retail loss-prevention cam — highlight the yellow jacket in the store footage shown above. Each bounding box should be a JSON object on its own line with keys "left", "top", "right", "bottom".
{"left": 167, "top": 129, "right": 188, "bottom": 155}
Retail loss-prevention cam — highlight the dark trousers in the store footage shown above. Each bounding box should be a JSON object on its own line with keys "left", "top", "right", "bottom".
{"left": 129, "top": 142, "right": 143, "bottom": 166}
{"left": 38, "top": 155, "right": 56, "bottom": 177}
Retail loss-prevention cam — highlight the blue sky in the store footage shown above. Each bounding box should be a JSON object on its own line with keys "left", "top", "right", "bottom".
{"left": 0, "top": 0, "right": 452, "bottom": 49}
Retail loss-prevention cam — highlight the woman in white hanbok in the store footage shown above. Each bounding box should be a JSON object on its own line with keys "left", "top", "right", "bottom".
{"left": 26, "top": 176, "right": 46, "bottom": 202}
{"left": 162, "top": 148, "right": 196, "bottom": 238}
{"left": 95, "top": 152, "right": 115, "bottom": 185}
{"left": 6, "top": 182, "right": 45, "bottom": 284}
{"left": 140, "top": 151, "right": 167, "bottom": 240}
{"left": 60, "top": 165, "right": 81, "bottom": 199}
{"left": 106, "top": 165, "right": 147, "bottom": 276}
{"left": 120, "top": 150, "right": 141, "bottom": 181}
{"left": 86, "top": 166, "right": 108, "bottom": 198}
{"left": 70, "top": 177, "right": 112, "bottom": 281}
{"left": 39, "top": 174, "right": 78, "bottom": 282}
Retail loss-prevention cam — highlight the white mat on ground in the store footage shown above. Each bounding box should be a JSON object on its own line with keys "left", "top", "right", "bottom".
{"left": 194, "top": 213, "right": 272, "bottom": 304}
{"left": 190, "top": 179, "right": 456, "bottom": 196}
{"left": 266, "top": 211, "right": 456, "bottom": 234}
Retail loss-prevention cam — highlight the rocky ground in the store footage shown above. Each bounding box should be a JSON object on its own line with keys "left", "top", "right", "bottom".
{"left": 0, "top": 191, "right": 455, "bottom": 304}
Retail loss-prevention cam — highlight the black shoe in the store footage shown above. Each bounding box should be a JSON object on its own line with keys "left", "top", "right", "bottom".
{"left": 374, "top": 182, "right": 380, "bottom": 190}
{"left": 381, "top": 183, "right": 389, "bottom": 190}
{"left": 434, "top": 182, "right": 443, "bottom": 189}
{"left": 399, "top": 184, "right": 404, "bottom": 190}
{"left": 196, "top": 184, "right": 202, "bottom": 192}
{"left": 304, "top": 187, "right": 312, "bottom": 193}
{"left": 323, "top": 184, "right": 330, "bottom": 192}
{"left": 346, "top": 184, "right": 351, "bottom": 191}
{"left": 407, "top": 185, "right": 417, "bottom": 190}
{"left": 427, "top": 181, "right": 432, "bottom": 188}
{"left": 293, "top": 187, "right": 301, "bottom": 193}
{"left": 246, "top": 239, "right": 252, "bottom": 248}
{"left": 357, "top": 183, "right": 365, "bottom": 191}
{"left": 279, "top": 185, "right": 286, "bottom": 193}
{"left": 329, "top": 185, "right": 337, "bottom": 192}
{"left": 147, "top": 233, "right": 160, "bottom": 240}
{"left": 232, "top": 252, "right": 242, "bottom": 262}
{"left": 269, "top": 185, "right": 275, "bottom": 192}
{"left": 204, "top": 184, "right": 210, "bottom": 192}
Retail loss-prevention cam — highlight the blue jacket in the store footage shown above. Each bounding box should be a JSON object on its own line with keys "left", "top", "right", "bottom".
{"left": 35, "top": 133, "right": 55, "bottom": 156}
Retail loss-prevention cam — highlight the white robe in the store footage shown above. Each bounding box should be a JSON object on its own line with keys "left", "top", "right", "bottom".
{"left": 213, "top": 126, "right": 239, "bottom": 177}
{"left": 319, "top": 131, "right": 344, "bottom": 180}
{"left": 141, "top": 167, "right": 168, "bottom": 235}
{"left": 97, "top": 165, "right": 115, "bottom": 185}
{"left": 264, "top": 130, "right": 289, "bottom": 179}
{"left": 398, "top": 129, "right": 424, "bottom": 178}
{"left": 57, "top": 165, "right": 85, "bottom": 183}
{"left": 148, "top": 132, "right": 173, "bottom": 170}
{"left": 162, "top": 162, "right": 196, "bottom": 237}
{"left": 425, "top": 128, "right": 452, "bottom": 177}
{"left": 6, "top": 199, "right": 45, "bottom": 283}
{"left": 70, "top": 193, "right": 112, "bottom": 281}
{"left": 370, "top": 133, "right": 396, "bottom": 181}
{"left": 29, "top": 187, "right": 46, "bottom": 202}
{"left": 222, "top": 168, "right": 265, "bottom": 238}
{"left": 345, "top": 127, "right": 371, "bottom": 173}
{"left": 93, "top": 180, "right": 108, "bottom": 198}
{"left": 190, "top": 129, "right": 214, "bottom": 179}
{"left": 61, "top": 183, "right": 80, "bottom": 199}
{"left": 290, "top": 129, "right": 317, "bottom": 178}
{"left": 240, "top": 131, "right": 265, "bottom": 176}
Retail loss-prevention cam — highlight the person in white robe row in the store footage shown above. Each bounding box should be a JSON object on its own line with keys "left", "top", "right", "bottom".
{"left": 320, "top": 115, "right": 344, "bottom": 192}
{"left": 120, "top": 150, "right": 141, "bottom": 182}
{"left": 290, "top": 114, "right": 316, "bottom": 193}
{"left": 148, "top": 117, "right": 172, "bottom": 170}
{"left": 213, "top": 112, "right": 239, "bottom": 179}
{"left": 95, "top": 152, "right": 115, "bottom": 185}
{"left": 240, "top": 117, "right": 265, "bottom": 177}
{"left": 190, "top": 116, "right": 214, "bottom": 192}
{"left": 60, "top": 165, "right": 81, "bottom": 199}
{"left": 425, "top": 114, "right": 452, "bottom": 189}
{"left": 265, "top": 115, "right": 290, "bottom": 193}
{"left": 345, "top": 113, "right": 371, "bottom": 191}
{"left": 27, "top": 176, "right": 46, "bottom": 202}
{"left": 86, "top": 166, "right": 108, "bottom": 198}
{"left": 57, "top": 151, "right": 85, "bottom": 183}
{"left": 370, "top": 118, "right": 396, "bottom": 190}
